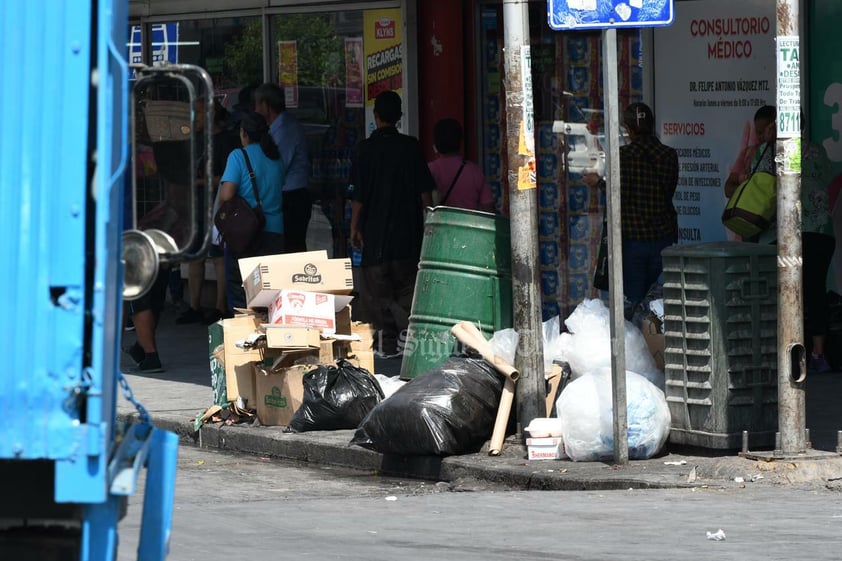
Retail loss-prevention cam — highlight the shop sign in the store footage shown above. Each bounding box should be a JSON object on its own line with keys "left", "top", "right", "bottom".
{"left": 653, "top": 0, "right": 775, "bottom": 243}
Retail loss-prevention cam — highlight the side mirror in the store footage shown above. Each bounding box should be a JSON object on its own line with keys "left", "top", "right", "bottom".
{"left": 123, "top": 63, "right": 214, "bottom": 300}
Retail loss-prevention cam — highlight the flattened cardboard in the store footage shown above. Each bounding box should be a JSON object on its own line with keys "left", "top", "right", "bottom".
{"left": 221, "top": 315, "right": 281, "bottom": 406}
{"left": 640, "top": 316, "right": 665, "bottom": 371}
{"left": 253, "top": 363, "right": 311, "bottom": 426}
{"left": 545, "top": 366, "right": 562, "bottom": 417}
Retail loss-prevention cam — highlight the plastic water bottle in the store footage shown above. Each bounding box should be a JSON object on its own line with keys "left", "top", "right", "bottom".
{"left": 352, "top": 248, "right": 362, "bottom": 267}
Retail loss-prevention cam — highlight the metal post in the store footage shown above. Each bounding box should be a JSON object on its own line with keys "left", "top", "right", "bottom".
{"left": 775, "top": 0, "right": 806, "bottom": 454}
{"left": 501, "top": 0, "right": 545, "bottom": 437}
{"left": 601, "top": 28, "right": 628, "bottom": 465}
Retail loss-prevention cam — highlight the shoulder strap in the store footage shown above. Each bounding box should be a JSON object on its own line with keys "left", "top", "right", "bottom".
{"left": 751, "top": 143, "right": 772, "bottom": 176}
{"left": 240, "top": 147, "right": 262, "bottom": 209}
{"left": 439, "top": 160, "right": 466, "bottom": 206}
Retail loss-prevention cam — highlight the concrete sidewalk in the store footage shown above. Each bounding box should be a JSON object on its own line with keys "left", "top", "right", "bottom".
{"left": 117, "top": 307, "right": 842, "bottom": 491}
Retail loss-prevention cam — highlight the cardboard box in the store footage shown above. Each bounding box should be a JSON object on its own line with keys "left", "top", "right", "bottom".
{"left": 348, "top": 321, "right": 375, "bottom": 373}
{"left": 526, "top": 437, "right": 567, "bottom": 460}
{"left": 640, "top": 315, "right": 665, "bottom": 371}
{"left": 319, "top": 339, "right": 352, "bottom": 363}
{"left": 267, "top": 290, "right": 354, "bottom": 335}
{"left": 244, "top": 258, "right": 353, "bottom": 308}
{"left": 264, "top": 326, "right": 321, "bottom": 350}
{"left": 237, "top": 250, "right": 328, "bottom": 284}
{"left": 221, "top": 315, "right": 281, "bottom": 407}
{"left": 253, "top": 363, "right": 312, "bottom": 426}
{"left": 349, "top": 349, "right": 374, "bottom": 373}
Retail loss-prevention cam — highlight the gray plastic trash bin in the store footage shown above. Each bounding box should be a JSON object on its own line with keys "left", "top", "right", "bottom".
{"left": 662, "top": 242, "right": 778, "bottom": 449}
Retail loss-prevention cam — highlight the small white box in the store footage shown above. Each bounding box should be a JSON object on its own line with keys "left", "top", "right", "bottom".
{"left": 526, "top": 437, "right": 566, "bottom": 460}
{"left": 267, "top": 290, "right": 353, "bottom": 335}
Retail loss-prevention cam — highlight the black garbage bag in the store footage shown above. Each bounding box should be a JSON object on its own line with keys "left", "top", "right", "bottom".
{"left": 351, "top": 357, "right": 505, "bottom": 456}
{"left": 287, "top": 360, "right": 384, "bottom": 432}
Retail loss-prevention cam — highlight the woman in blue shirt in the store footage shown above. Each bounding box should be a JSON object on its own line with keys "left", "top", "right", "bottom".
{"left": 219, "top": 111, "right": 286, "bottom": 309}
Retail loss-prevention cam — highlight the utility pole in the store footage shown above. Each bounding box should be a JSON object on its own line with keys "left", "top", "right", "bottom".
{"left": 601, "top": 29, "right": 628, "bottom": 465}
{"left": 775, "top": 0, "right": 806, "bottom": 454}
{"left": 501, "top": 0, "right": 545, "bottom": 436}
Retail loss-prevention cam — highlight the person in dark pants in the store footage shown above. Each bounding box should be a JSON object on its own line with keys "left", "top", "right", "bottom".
{"left": 124, "top": 267, "right": 170, "bottom": 373}
{"left": 254, "top": 83, "right": 311, "bottom": 253}
{"left": 219, "top": 112, "right": 286, "bottom": 310}
{"left": 349, "top": 91, "right": 434, "bottom": 357}
{"left": 583, "top": 103, "right": 679, "bottom": 317}
{"left": 801, "top": 132, "right": 836, "bottom": 372}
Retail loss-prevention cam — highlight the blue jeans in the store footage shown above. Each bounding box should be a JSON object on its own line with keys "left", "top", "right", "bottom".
{"left": 622, "top": 238, "right": 672, "bottom": 306}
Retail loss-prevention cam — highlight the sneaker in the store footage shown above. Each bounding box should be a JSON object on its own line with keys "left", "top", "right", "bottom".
{"left": 808, "top": 354, "right": 832, "bottom": 374}
{"left": 202, "top": 309, "right": 224, "bottom": 325}
{"left": 123, "top": 342, "right": 145, "bottom": 365}
{"left": 136, "top": 353, "right": 164, "bottom": 373}
{"left": 176, "top": 307, "right": 204, "bottom": 324}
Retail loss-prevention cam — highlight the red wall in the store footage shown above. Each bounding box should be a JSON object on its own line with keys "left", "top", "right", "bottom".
{"left": 417, "top": 0, "right": 466, "bottom": 162}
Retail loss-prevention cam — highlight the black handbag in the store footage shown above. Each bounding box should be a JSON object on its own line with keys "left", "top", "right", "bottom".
{"left": 214, "top": 148, "right": 266, "bottom": 255}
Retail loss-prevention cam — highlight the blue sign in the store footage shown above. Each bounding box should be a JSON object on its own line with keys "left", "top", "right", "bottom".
{"left": 129, "top": 23, "right": 180, "bottom": 65}
{"left": 548, "top": 0, "right": 674, "bottom": 30}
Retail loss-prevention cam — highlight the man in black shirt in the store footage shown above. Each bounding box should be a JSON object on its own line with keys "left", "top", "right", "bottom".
{"left": 349, "top": 91, "right": 434, "bottom": 357}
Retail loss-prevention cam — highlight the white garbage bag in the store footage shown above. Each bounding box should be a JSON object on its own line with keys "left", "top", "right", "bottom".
{"left": 557, "top": 298, "right": 664, "bottom": 389}
{"left": 556, "top": 367, "right": 670, "bottom": 461}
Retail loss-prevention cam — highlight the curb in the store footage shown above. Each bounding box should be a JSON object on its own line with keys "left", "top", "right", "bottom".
{"left": 119, "top": 411, "right": 714, "bottom": 491}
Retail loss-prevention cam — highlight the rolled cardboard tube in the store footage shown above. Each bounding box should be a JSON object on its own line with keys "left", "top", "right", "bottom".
{"left": 489, "top": 377, "right": 516, "bottom": 456}
{"left": 451, "top": 322, "right": 520, "bottom": 382}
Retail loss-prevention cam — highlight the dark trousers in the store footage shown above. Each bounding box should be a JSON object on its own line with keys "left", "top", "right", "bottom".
{"left": 359, "top": 259, "right": 418, "bottom": 353}
{"left": 622, "top": 237, "right": 673, "bottom": 306}
{"left": 803, "top": 232, "right": 836, "bottom": 338}
{"left": 282, "top": 188, "right": 312, "bottom": 254}
{"left": 225, "top": 231, "right": 285, "bottom": 312}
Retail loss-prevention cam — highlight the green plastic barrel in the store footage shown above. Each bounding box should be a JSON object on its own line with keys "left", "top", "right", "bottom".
{"left": 400, "top": 207, "right": 512, "bottom": 380}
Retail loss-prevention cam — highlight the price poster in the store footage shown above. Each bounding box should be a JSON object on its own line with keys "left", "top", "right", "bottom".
{"left": 776, "top": 36, "right": 801, "bottom": 138}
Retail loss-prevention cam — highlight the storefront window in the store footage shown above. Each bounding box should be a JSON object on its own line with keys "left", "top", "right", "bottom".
{"left": 131, "top": 17, "right": 262, "bottom": 225}
{"left": 269, "top": 11, "right": 368, "bottom": 257}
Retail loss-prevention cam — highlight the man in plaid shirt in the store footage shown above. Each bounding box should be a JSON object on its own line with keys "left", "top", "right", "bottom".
{"left": 619, "top": 102, "right": 678, "bottom": 308}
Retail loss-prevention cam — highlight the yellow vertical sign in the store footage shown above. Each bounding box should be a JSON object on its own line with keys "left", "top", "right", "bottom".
{"left": 278, "top": 40, "right": 299, "bottom": 108}
{"left": 363, "top": 8, "right": 403, "bottom": 132}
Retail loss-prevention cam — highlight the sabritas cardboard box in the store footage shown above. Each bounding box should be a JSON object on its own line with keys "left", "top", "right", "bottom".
{"left": 244, "top": 258, "right": 353, "bottom": 308}
{"left": 253, "top": 363, "right": 312, "bottom": 426}
{"left": 237, "top": 250, "right": 328, "bottom": 284}
{"left": 267, "top": 290, "right": 354, "bottom": 335}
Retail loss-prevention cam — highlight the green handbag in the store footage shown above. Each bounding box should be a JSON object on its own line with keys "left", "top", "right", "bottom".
{"left": 722, "top": 146, "right": 776, "bottom": 238}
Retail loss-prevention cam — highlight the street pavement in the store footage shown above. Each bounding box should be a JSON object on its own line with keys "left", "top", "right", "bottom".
{"left": 117, "top": 305, "right": 842, "bottom": 491}
{"left": 117, "top": 446, "right": 842, "bottom": 561}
